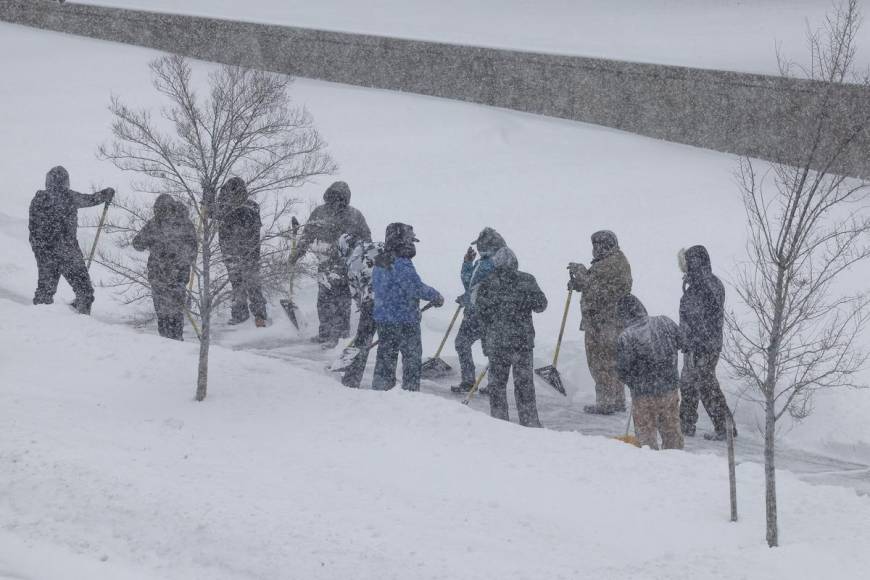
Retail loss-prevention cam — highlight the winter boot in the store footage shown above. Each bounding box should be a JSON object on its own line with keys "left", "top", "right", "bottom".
{"left": 450, "top": 382, "right": 474, "bottom": 394}
{"left": 682, "top": 424, "right": 697, "bottom": 437}
{"left": 703, "top": 431, "right": 727, "bottom": 442}
{"left": 583, "top": 403, "right": 621, "bottom": 415}
{"left": 321, "top": 337, "right": 340, "bottom": 350}
{"left": 70, "top": 297, "right": 92, "bottom": 315}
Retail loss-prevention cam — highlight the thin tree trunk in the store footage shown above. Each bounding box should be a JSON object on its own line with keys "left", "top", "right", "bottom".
{"left": 764, "top": 391, "right": 778, "bottom": 547}
{"left": 195, "top": 218, "right": 212, "bottom": 402}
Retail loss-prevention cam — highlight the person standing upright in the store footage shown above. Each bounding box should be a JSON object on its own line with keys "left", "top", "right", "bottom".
{"left": 289, "top": 181, "right": 371, "bottom": 346}
{"left": 451, "top": 227, "right": 518, "bottom": 394}
{"left": 568, "top": 230, "right": 633, "bottom": 415}
{"left": 371, "top": 223, "right": 443, "bottom": 391}
{"left": 218, "top": 177, "right": 268, "bottom": 327}
{"left": 29, "top": 165, "right": 115, "bottom": 314}
{"left": 678, "top": 245, "right": 736, "bottom": 441}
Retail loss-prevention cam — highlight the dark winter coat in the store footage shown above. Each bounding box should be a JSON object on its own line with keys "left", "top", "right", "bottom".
{"left": 217, "top": 178, "right": 261, "bottom": 262}
{"left": 298, "top": 181, "right": 371, "bottom": 252}
{"left": 679, "top": 245, "right": 725, "bottom": 354}
{"left": 373, "top": 257, "right": 441, "bottom": 324}
{"left": 132, "top": 194, "right": 198, "bottom": 282}
{"left": 460, "top": 228, "right": 518, "bottom": 312}
{"left": 476, "top": 265, "right": 548, "bottom": 355}
{"left": 572, "top": 238, "right": 632, "bottom": 331}
{"left": 616, "top": 295, "right": 681, "bottom": 396}
{"left": 29, "top": 166, "right": 109, "bottom": 256}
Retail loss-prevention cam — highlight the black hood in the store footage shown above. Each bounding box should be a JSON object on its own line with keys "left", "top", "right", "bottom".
{"left": 153, "top": 194, "right": 177, "bottom": 220}
{"left": 591, "top": 230, "right": 619, "bottom": 260}
{"left": 219, "top": 177, "right": 249, "bottom": 208}
{"left": 45, "top": 166, "right": 70, "bottom": 192}
{"left": 471, "top": 227, "right": 507, "bottom": 257}
{"left": 685, "top": 245, "right": 712, "bottom": 277}
{"left": 616, "top": 294, "right": 648, "bottom": 329}
{"left": 323, "top": 181, "right": 351, "bottom": 210}
{"left": 383, "top": 222, "right": 417, "bottom": 260}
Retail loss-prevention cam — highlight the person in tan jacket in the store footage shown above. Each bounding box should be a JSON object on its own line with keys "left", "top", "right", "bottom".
{"left": 569, "top": 230, "right": 633, "bottom": 414}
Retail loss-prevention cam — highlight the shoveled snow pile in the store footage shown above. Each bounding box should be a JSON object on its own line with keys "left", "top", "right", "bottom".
{"left": 78, "top": 0, "right": 870, "bottom": 75}
{"left": 1, "top": 298, "right": 870, "bottom": 580}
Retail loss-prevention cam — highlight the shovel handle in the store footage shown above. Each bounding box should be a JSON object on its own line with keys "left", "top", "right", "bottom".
{"left": 462, "top": 365, "right": 489, "bottom": 405}
{"left": 551, "top": 289, "right": 573, "bottom": 367}
{"left": 86, "top": 200, "right": 111, "bottom": 270}
{"left": 432, "top": 304, "right": 463, "bottom": 359}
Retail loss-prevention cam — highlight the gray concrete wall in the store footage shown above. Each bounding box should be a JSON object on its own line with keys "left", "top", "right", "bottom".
{"left": 2, "top": 0, "right": 869, "bottom": 178}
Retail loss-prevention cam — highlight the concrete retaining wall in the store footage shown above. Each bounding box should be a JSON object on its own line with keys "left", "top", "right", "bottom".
{"left": 2, "top": 0, "right": 868, "bottom": 177}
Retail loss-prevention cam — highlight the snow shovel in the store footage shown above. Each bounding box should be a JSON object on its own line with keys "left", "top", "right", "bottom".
{"left": 329, "top": 303, "right": 437, "bottom": 373}
{"left": 534, "top": 289, "right": 572, "bottom": 396}
{"left": 613, "top": 402, "right": 640, "bottom": 447}
{"left": 461, "top": 366, "right": 489, "bottom": 405}
{"left": 280, "top": 216, "right": 301, "bottom": 329}
{"left": 420, "top": 304, "right": 463, "bottom": 379}
{"left": 86, "top": 199, "right": 111, "bottom": 270}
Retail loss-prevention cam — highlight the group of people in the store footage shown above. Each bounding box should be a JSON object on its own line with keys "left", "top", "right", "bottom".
{"left": 28, "top": 167, "right": 735, "bottom": 448}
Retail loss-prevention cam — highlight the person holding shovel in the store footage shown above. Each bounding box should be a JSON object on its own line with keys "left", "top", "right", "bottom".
{"left": 29, "top": 166, "right": 115, "bottom": 314}
{"left": 615, "top": 294, "right": 684, "bottom": 450}
{"left": 451, "top": 227, "right": 518, "bottom": 394}
{"left": 476, "top": 257, "right": 547, "bottom": 427}
{"left": 132, "top": 195, "right": 198, "bottom": 341}
{"left": 335, "top": 232, "right": 383, "bottom": 388}
{"left": 371, "top": 223, "right": 443, "bottom": 391}
{"left": 568, "top": 230, "right": 633, "bottom": 415}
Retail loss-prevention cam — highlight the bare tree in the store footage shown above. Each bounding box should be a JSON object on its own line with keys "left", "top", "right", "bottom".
{"left": 724, "top": 0, "right": 870, "bottom": 547}
{"left": 99, "top": 55, "right": 335, "bottom": 401}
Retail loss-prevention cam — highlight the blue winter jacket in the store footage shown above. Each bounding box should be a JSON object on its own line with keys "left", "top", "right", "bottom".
{"left": 373, "top": 258, "right": 441, "bottom": 323}
{"left": 459, "top": 257, "right": 494, "bottom": 310}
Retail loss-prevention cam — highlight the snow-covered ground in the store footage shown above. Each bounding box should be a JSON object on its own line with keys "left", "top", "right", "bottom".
{"left": 78, "top": 0, "right": 870, "bottom": 76}
{"left": 2, "top": 19, "right": 870, "bottom": 579}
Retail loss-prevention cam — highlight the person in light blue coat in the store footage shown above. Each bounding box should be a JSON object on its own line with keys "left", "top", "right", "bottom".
{"left": 372, "top": 223, "right": 444, "bottom": 391}
{"left": 451, "top": 228, "right": 518, "bottom": 393}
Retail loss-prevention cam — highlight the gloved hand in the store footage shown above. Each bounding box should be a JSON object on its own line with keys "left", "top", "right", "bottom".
{"left": 99, "top": 187, "right": 115, "bottom": 203}
{"left": 464, "top": 246, "right": 477, "bottom": 262}
{"left": 431, "top": 294, "right": 445, "bottom": 308}
{"left": 455, "top": 294, "right": 464, "bottom": 304}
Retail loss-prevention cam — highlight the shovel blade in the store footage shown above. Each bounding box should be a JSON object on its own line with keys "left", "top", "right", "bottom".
{"left": 420, "top": 357, "right": 452, "bottom": 379}
{"left": 329, "top": 346, "right": 363, "bottom": 372}
{"left": 613, "top": 435, "right": 641, "bottom": 447}
{"left": 280, "top": 299, "right": 300, "bottom": 330}
{"left": 534, "top": 365, "right": 567, "bottom": 396}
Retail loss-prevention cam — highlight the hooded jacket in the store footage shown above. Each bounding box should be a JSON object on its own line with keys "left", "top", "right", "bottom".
{"left": 373, "top": 257, "right": 441, "bottom": 324}
{"left": 572, "top": 231, "right": 632, "bottom": 330}
{"left": 29, "top": 166, "right": 108, "bottom": 255}
{"left": 476, "top": 261, "right": 548, "bottom": 355}
{"left": 338, "top": 233, "right": 383, "bottom": 307}
{"left": 615, "top": 295, "right": 681, "bottom": 396}
{"left": 217, "top": 177, "right": 261, "bottom": 262}
{"left": 460, "top": 228, "right": 518, "bottom": 311}
{"left": 679, "top": 245, "right": 725, "bottom": 354}
{"left": 132, "top": 194, "right": 198, "bottom": 282}
{"left": 298, "top": 181, "right": 372, "bottom": 252}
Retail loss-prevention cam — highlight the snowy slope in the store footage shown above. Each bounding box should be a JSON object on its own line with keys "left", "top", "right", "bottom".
{"left": 3, "top": 298, "right": 870, "bottom": 579}
{"left": 78, "top": 0, "right": 870, "bottom": 75}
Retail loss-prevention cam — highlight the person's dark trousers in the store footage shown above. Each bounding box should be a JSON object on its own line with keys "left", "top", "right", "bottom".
{"left": 679, "top": 350, "right": 732, "bottom": 434}
{"left": 33, "top": 248, "right": 94, "bottom": 313}
{"left": 227, "top": 259, "right": 267, "bottom": 322}
{"left": 372, "top": 322, "right": 423, "bottom": 391}
{"left": 342, "top": 301, "right": 377, "bottom": 388}
{"left": 317, "top": 279, "right": 351, "bottom": 341}
{"left": 454, "top": 311, "right": 484, "bottom": 386}
{"left": 487, "top": 350, "right": 542, "bottom": 427}
{"left": 152, "top": 273, "right": 187, "bottom": 341}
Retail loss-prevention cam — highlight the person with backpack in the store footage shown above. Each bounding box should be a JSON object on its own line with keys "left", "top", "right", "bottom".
{"left": 451, "top": 227, "right": 518, "bottom": 394}
{"left": 476, "top": 258, "right": 547, "bottom": 427}
{"left": 336, "top": 232, "right": 383, "bottom": 388}
{"left": 678, "top": 245, "right": 736, "bottom": 441}
{"left": 289, "top": 181, "right": 372, "bottom": 346}
{"left": 132, "top": 194, "right": 198, "bottom": 340}
{"left": 371, "top": 223, "right": 443, "bottom": 391}
{"left": 615, "top": 294, "right": 684, "bottom": 450}
{"left": 568, "top": 230, "right": 633, "bottom": 415}
{"left": 29, "top": 166, "right": 115, "bottom": 314}
{"left": 217, "top": 177, "right": 268, "bottom": 327}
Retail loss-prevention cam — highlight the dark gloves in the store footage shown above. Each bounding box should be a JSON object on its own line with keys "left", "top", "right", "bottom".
{"left": 431, "top": 294, "right": 445, "bottom": 308}
{"left": 464, "top": 246, "right": 477, "bottom": 263}
{"left": 98, "top": 187, "right": 115, "bottom": 203}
